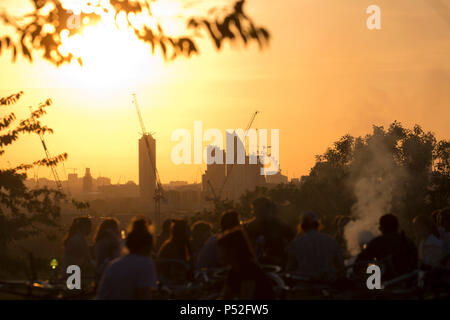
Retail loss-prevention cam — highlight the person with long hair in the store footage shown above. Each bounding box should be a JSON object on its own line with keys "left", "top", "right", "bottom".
{"left": 93, "top": 218, "right": 121, "bottom": 284}
{"left": 243, "top": 197, "right": 295, "bottom": 266}
{"left": 158, "top": 218, "right": 192, "bottom": 262}
{"left": 63, "top": 216, "right": 93, "bottom": 276}
{"left": 155, "top": 218, "right": 172, "bottom": 254}
{"left": 217, "top": 226, "right": 275, "bottom": 300}
{"left": 157, "top": 218, "right": 193, "bottom": 284}
{"left": 190, "top": 220, "right": 213, "bottom": 264}
{"left": 197, "top": 210, "right": 241, "bottom": 269}
{"left": 96, "top": 216, "right": 157, "bottom": 300}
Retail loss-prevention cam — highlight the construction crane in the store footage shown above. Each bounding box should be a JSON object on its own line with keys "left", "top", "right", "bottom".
{"left": 29, "top": 106, "right": 63, "bottom": 193}
{"left": 245, "top": 111, "right": 259, "bottom": 138}
{"left": 216, "top": 110, "right": 259, "bottom": 201}
{"left": 132, "top": 93, "right": 164, "bottom": 230}
{"left": 205, "top": 179, "right": 221, "bottom": 208}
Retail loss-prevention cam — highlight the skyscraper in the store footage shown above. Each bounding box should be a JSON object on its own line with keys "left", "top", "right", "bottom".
{"left": 222, "top": 132, "right": 265, "bottom": 200}
{"left": 202, "top": 132, "right": 266, "bottom": 202}
{"left": 202, "top": 145, "right": 226, "bottom": 200}
{"left": 139, "top": 134, "right": 156, "bottom": 205}
{"left": 82, "top": 168, "right": 93, "bottom": 193}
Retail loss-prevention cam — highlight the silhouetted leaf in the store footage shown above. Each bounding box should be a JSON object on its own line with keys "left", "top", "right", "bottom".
{"left": 32, "top": 0, "right": 47, "bottom": 10}
{"left": 160, "top": 39, "right": 167, "bottom": 59}
{"left": 203, "top": 20, "right": 221, "bottom": 49}
{"left": 12, "top": 44, "right": 17, "bottom": 62}
{"left": 234, "top": 0, "right": 245, "bottom": 15}
{"left": 187, "top": 18, "right": 199, "bottom": 29}
{"left": 21, "top": 43, "right": 33, "bottom": 62}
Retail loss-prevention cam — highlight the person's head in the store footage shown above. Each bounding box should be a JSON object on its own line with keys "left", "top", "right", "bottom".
{"left": 300, "top": 211, "right": 320, "bottom": 232}
{"left": 125, "top": 216, "right": 153, "bottom": 256}
{"left": 169, "top": 218, "right": 190, "bottom": 243}
{"left": 252, "top": 197, "right": 276, "bottom": 221}
{"left": 73, "top": 216, "right": 92, "bottom": 235}
{"left": 64, "top": 216, "right": 92, "bottom": 246}
{"left": 191, "top": 221, "right": 213, "bottom": 245}
{"left": 94, "top": 218, "right": 120, "bottom": 244}
{"left": 217, "top": 226, "right": 255, "bottom": 270}
{"left": 220, "top": 210, "right": 240, "bottom": 232}
{"left": 413, "top": 214, "right": 440, "bottom": 240}
{"left": 379, "top": 214, "right": 399, "bottom": 234}
{"left": 440, "top": 207, "right": 450, "bottom": 232}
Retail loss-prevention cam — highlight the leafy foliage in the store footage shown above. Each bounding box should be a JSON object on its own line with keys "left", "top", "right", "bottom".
{"left": 0, "top": 0, "right": 270, "bottom": 65}
{"left": 0, "top": 91, "right": 88, "bottom": 273}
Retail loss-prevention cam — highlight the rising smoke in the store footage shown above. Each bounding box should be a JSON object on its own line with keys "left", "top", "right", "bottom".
{"left": 344, "top": 133, "right": 408, "bottom": 256}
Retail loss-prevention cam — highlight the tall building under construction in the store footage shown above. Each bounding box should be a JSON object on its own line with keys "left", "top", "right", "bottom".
{"left": 202, "top": 132, "right": 266, "bottom": 201}
{"left": 139, "top": 134, "right": 156, "bottom": 205}
{"left": 202, "top": 145, "right": 226, "bottom": 200}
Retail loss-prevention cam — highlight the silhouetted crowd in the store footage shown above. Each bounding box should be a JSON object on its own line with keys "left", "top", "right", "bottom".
{"left": 61, "top": 198, "right": 450, "bottom": 299}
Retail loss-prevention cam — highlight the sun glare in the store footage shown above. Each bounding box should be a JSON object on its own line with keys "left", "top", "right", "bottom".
{"left": 58, "top": 13, "right": 164, "bottom": 90}
{"left": 151, "top": 0, "right": 182, "bottom": 17}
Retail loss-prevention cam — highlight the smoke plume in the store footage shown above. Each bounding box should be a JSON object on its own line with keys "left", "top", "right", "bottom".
{"left": 344, "top": 133, "right": 407, "bottom": 255}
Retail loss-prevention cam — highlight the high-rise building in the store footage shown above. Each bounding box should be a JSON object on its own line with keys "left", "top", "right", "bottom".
{"left": 202, "top": 145, "right": 226, "bottom": 200}
{"left": 202, "top": 133, "right": 266, "bottom": 202}
{"left": 82, "top": 168, "right": 93, "bottom": 193}
{"left": 139, "top": 134, "right": 156, "bottom": 205}
{"left": 68, "top": 173, "right": 78, "bottom": 190}
{"left": 221, "top": 131, "right": 266, "bottom": 200}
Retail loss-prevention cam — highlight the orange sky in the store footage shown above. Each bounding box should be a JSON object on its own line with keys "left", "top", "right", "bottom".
{"left": 1, "top": 0, "right": 449, "bottom": 184}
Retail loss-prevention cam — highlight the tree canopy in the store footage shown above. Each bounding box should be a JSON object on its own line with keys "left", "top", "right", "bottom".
{"left": 0, "top": 91, "right": 88, "bottom": 275}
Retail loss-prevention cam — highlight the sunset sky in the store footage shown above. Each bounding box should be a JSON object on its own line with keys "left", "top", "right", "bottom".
{"left": 1, "top": 0, "right": 449, "bottom": 184}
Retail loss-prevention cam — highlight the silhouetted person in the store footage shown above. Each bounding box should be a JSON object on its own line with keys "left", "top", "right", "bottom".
{"left": 96, "top": 216, "right": 157, "bottom": 300}
{"left": 93, "top": 218, "right": 121, "bottom": 284}
{"left": 412, "top": 214, "right": 442, "bottom": 268}
{"left": 217, "top": 226, "right": 275, "bottom": 300}
{"left": 155, "top": 218, "right": 172, "bottom": 254}
{"left": 244, "top": 197, "right": 295, "bottom": 266}
{"left": 197, "top": 210, "right": 241, "bottom": 269}
{"left": 190, "top": 221, "right": 213, "bottom": 265}
{"left": 157, "top": 218, "right": 192, "bottom": 283}
{"left": 355, "top": 214, "right": 418, "bottom": 281}
{"left": 158, "top": 218, "right": 191, "bottom": 261}
{"left": 286, "top": 211, "right": 344, "bottom": 282}
{"left": 63, "top": 216, "right": 94, "bottom": 280}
